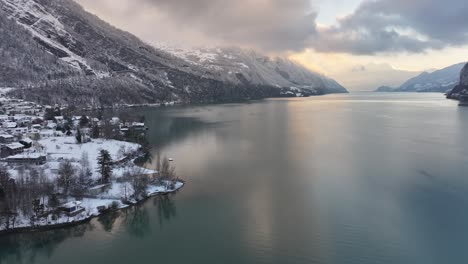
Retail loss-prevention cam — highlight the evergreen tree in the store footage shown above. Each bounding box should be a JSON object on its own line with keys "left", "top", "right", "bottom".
{"left": 79, "top": 115, "right": 89, "bottom": 127}
{"left": 76, "top": 129, "right": 82, "bottom": 144}
{"left": 44, "top": 108, "right": 55, "bottom": 120}
{"left": 97, "top": 150, "right": 113, "bottom": 184}
{"left": 91, "top": 125, "right": 100, "bottom": 138}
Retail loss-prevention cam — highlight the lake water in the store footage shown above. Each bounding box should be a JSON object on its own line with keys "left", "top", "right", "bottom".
{"left": 1, "top": 93, "right": 468, "bottom": 264}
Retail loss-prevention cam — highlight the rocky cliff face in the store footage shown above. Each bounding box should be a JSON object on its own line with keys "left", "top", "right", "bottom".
{"left": 447, "top": 63, "right": 468, "bottom": 99}
{"left": 460, "top": 64, "right": 468, "bottom": 87}
{"left": 0, "top": 0, "right": 347, "bottom": 107}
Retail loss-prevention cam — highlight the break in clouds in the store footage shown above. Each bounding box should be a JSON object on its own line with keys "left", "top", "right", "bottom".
{"left": 76, "top": 0, "right": 468, "bottom": 54}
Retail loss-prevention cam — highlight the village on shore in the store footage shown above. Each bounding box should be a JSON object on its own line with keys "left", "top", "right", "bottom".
{"left": 0, "top": 89, "right": 183, "bottom": 233}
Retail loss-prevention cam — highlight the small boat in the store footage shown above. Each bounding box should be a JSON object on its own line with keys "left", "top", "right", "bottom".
{"left": 168, "top": 158, "right": 174, "bottom": 161}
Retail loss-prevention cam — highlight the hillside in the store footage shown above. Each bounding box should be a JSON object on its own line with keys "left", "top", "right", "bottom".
{"left": 0, "top": 0, "right": 347, "bottom": 107}
{"left": 374, "top": 62, "right": 466, "bottom": 93}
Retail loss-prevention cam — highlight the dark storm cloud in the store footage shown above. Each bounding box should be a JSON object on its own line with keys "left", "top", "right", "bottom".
{"left": 314, "top": 0, "right": 468, "bottom": 54}
{"left": 76, "top": 0, "right": 468, "bottom": 54}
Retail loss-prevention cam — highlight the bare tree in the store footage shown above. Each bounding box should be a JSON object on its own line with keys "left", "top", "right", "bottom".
{"left": 160, "top": 157, "right": 170, "bottom": 180}
{"left": 129, "top": 168, "right": 149, "bottom": 200}
{"left": 155, "top": 150, "right": 161, "bottom": 181}
{"left": 57, "top": 160, "right": 76, "bottom": 195}
{"left": 160, "top": 157, "right": 177, "bottom": 180}
{"left": 80, "top": 151, "right": 90, "bottom": 172}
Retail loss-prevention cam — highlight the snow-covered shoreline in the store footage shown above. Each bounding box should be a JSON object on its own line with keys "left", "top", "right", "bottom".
{"left": 0, "top": 180, "right": 184, "bottom": 235}
{"left": 0, "top": 91, "right": 186, "bottom": 236}
{"left": 1, "top": 135, "right": 185, "bottom": 235}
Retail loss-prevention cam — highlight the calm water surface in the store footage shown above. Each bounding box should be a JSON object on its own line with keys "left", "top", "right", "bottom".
{"left": 1, "top": 93, "right": 468, "bottom": 264}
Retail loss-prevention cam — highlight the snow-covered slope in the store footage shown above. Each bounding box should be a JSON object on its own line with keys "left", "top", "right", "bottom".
{"left": 0, "top": 0, "right": 347, "bottom": 107}
{"left": 395, "top": 62, "right": 466, "bottom": 93}
{"left": 1, "top": 0, "right": 96, "bottom": 74}
{"left": 155, "top": 45, "right": 347, "bottom": 94}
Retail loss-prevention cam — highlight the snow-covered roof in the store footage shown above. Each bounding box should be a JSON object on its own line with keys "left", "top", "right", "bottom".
{"left": 61, "top": 201, "right": 82, "bottom": 209}
{"left": 5, "top": 122, "right": 17, "bottom": 128}
{"left": 6, "top": 153, "right": 45, "bottom": 159}
{"left": 89, "top": 184, "right": 109, "bottom": 190}
{"left": 5, "top": 143, "right": 24, "bottom": 150}
{"left": 20, "top": 137, "right": 33, "bottom": 144}
{"left": 47, "top": 123, "right": 57, "bottom": 129}
{"left": 131, "top": 122, "right": 145, "bottom": 127}
{"left": 14, "top": 114, "right": 33, "bottom": 120}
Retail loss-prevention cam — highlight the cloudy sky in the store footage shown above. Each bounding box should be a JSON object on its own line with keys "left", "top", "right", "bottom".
{"left": 75, "top": 0, "right": 468, "bottom": 90}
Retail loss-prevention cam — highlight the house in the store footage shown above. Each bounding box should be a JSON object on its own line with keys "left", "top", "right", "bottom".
{"left": 47, "top": 121, "right": 57, "bottom": 130}
{"left": 110, "top": 117, "right": 120, "bottom": 125}
{"left": 19, "top": 137, "right": 33, "bottom": 148}
{"left": 3, "top": 122, "right": 17, "bottom": 129}
{"left": 1, "top": 143, "right": 24, "bottom": 157}
{"left": 59, "top": 201, "right": 85, "bottom": 216}
{"left": 0, "top": 134, "right": 14, "bottom": 144}
{"left": 54, "top": 116, "right": 65, "bottom": 126}
{"left": 88, "top": 184, "right": 111, "bottom": 196}
{"left": 131, "top": 122, "right": 147, "bottom": 130}
{"left": 13, "top": 114, "right": 33, "bottom": 124}
{"left": 13, "top": 127, "right": 29, "bottom": 135}
{"left": 0, "top": 115, "right": 9, "bottom": 123}
{"left": 31, "top": 124, "right": 42, "bottom": 130}
{"left": 5, "top": 153, "right": 46, "bottom": 165}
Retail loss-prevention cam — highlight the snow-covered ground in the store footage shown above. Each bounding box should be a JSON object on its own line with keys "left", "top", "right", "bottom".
{"left": 1, "top": 133, "right": 185, "bottom": 233}
{"left": 35, "top": 135, "right": 155, "bottom": 180}
{"left": 0, "top": 181, "right": 184, "bottom": 232}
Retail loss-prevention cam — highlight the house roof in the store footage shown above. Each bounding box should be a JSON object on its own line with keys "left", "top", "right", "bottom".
{"left": 6, "top": 122, "right": 17, "bottom": 128}
{"left": 20, "top": 137, "right": 33, "bottom": 144}
{"left": 132, "top": 122, "right": 145, "bottom": 127}
{"left": 61, "top": 201, "right": 82, "bottom": 209}
{"left": 5, "top": 143, "right": 24, "bottom": 150}
{"left": 6, "top": 153, "right": 45, "bottom": 159}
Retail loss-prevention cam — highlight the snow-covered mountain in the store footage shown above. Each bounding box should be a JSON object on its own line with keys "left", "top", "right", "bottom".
{"left": 155, "top": 45, "right": 347, "bottom": 94}
{"left": 0, "top": 0, "right": 346, "bottom": 107}
{"left": 377, "top": 62, "right": 466, "bottom": 93}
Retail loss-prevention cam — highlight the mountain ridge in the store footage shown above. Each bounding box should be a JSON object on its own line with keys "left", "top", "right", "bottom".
{"left": 0, "top": 0, "right": 347, "bottom": 107}
{"left": 374, "top": 62, "right": 466, "bottom": 93}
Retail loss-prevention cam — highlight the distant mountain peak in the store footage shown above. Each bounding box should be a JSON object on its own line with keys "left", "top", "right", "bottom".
{"left": 377, "top": 62, "right": 466, "bottom": 93}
